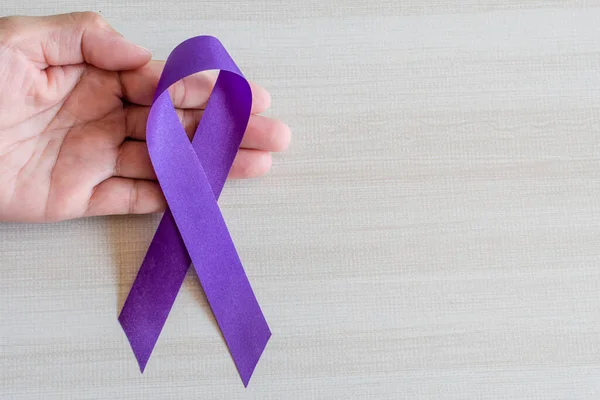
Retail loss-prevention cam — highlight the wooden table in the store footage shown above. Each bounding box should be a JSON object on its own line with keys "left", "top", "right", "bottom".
{"left": 2, "top": 1, "right": 600, "bottom": 398}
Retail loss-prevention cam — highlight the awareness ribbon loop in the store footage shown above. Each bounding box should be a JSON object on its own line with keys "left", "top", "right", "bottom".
{"left": 118, "top": 36, "right": 271, "bottom": 386}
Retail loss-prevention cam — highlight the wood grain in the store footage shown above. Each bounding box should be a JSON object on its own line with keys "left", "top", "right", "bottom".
{"left": 2, "top": 1, "right": 600, "bottom": 398}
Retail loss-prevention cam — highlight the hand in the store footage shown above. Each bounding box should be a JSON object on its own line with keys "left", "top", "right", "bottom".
{"left": 0, "top": 12, "right": 290, "bottom": 223}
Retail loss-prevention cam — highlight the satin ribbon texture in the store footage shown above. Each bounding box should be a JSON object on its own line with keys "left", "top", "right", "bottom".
{"left": 118, "top": 36, "right": 271, "bottom": 387}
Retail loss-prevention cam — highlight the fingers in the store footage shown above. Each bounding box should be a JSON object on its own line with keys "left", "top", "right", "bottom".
{"left": 126, "top": 106, "right": 204, "bottom": 141}
{"left": 241, "top": 114, "right": 291, "bottom": 152}
{"left": 125, "top": 106, "right": 291, "bottom": 151}
{"left": 228, "top": 150, "right": 272, "bottom": 179}
{"left": 115, "top": 141, "right": 156, "bottom": 180}
{"left": 85, "top": 177, "right": 166, "bottom": 217}
{"left": 114, "top": 141, "right": 272, "bottom": 181}
{"left": 87, "top": 149, "right": 271, "bottom": 217}
{"left": 120, "top": 60, "right": 271, "bottom": 113}
{"left": 4, "top": 12, "right": 151, "bottom": 70}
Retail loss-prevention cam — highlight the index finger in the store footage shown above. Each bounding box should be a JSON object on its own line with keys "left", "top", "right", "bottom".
{"left": 119, "top": 60, "right": 271, "bottom": 114}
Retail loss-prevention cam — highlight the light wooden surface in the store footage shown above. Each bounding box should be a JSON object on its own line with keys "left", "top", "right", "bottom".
{"left": 3, "top": 1, "right": 600, "bottom": 399}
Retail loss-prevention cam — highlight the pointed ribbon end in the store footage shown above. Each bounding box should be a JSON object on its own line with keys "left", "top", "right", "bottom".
{"left": 236, "top": 328, "right": 272, "bottom": 387}
{"left": 119, "top": 313, "right": 154, "bottom": 375}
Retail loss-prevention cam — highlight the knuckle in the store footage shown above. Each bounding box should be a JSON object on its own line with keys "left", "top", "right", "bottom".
{"left": 74, "top": 11, "right": 107, "bottom": 29}
{"left": 114, "top": 144, "right": 126, "bottom": 176}
{"left": 129, "top": 181, "right": 139, "bottom": 214}
{"left": 79, "top": 11, "right": 102, "bottom": 23}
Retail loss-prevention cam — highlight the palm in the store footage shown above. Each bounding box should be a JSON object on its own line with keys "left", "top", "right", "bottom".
{"left": 2, "top": 59, "right": 146, "bottom": 222}
{"left": 0, "top": 12, "right": 290, "bottom": 223}
{"left": 39, "top": 66, "right": 126, "bottom": 221}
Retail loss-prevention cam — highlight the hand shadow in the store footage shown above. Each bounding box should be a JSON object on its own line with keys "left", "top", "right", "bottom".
{"left": 108, "top": 214, "right": 158, "bottom": 313}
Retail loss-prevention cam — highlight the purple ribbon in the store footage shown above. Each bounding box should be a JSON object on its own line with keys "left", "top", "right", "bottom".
{"left": 118, "top": 36, "right": 271, "bottom": 386}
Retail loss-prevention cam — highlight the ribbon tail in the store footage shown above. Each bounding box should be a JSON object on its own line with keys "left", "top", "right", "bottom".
{"left": 118, "top": 209, "right": 189, "bottom": 372}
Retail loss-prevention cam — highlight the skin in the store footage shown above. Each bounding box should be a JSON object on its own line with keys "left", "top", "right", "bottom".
{"left": 0, "top": 12, "right": 291, "bottom": 223}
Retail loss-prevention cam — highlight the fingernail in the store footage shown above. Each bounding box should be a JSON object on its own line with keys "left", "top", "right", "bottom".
{"left": 135, "top": 44, "right": 152, "bottom": 56}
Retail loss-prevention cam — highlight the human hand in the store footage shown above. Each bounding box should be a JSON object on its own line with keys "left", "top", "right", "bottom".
{"left": 0, "top": 12, "right": 290, "bottom": 223}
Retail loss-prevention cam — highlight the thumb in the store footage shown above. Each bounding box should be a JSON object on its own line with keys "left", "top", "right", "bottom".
{"left": 6, "top": 12, "right": 151, "bottom": 70}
